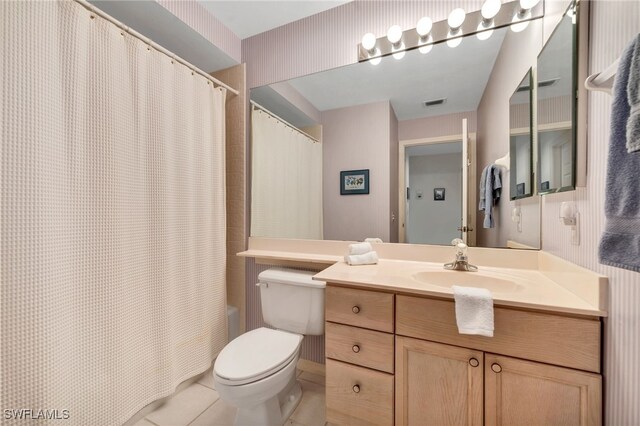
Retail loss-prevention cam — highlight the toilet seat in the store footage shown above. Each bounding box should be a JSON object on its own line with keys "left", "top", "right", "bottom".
{"left": 214, "top": 327, "right": 302, "bottom": 386}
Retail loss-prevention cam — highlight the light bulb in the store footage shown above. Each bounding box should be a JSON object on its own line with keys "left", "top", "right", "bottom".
{"left": 511, "top": 8, "right": 531, "bottom": 32}
{"left": 481, "top": 0, "right": 501, "bottom": 20}
{"left": 477, "top": 21, "right": 493, "bottom": 40}
{"left": 511, "top": 18, "right": 530, "bottom": 32}
{"left": 448, "top": 8, "right": 466, "bottom": 30}
{"left": 387, "top": 25, "right": 403, "bottom": 45}
{"left": 361, "top": 33, "right": 376, "bottom": 52}
{"left": 369, "top": 56, "right": 382, "bottom": 65}
{"left": 447, "top": 32, "right": 463, "bottom": 48}
{"left": 419, "top": 44, "right": 433, "bottom": 54}
{"left": 392, "top": 42, "right": 406, "bottom": 60}
{"left": 519, "top": 0, "right": 541, "bottom": 10}
{"left": 416, "top": 17, "right": 433, "bottom": 37}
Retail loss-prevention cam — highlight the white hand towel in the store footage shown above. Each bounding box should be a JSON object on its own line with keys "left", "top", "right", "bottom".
{"left": 364, "top": 238, "right": 383, "bottom": 243}
{"left": 348, "top": 242, "right": 373, "bottom": 255}
{"left": 452, "top": 285, "right": 494, "bottom": 337}
{"left": 344, "top": 251, "right": 379, "bottom": 266}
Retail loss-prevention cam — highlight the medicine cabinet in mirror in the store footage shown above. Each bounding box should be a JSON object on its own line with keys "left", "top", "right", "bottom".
{"left": 248, "top": 9, "right": 572, "bottom": 250}
{"left": 537, "top": 0, "right": 588, "bottom": 194}
{"left": 509, "top": 69, "right": 534, "bottom": 200}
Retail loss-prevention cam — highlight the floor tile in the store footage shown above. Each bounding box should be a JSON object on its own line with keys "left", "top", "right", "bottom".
{"left": 290, "top": 379, "right": 326, "bottom": 426}
{"left": 132, "top": 418, "right": 157, "bottom": 426}
{"left": 146, "top": 383, "right": 219, "bottom": 426}
{"left": 298, "top": 371, "right": 325, "bottom": 386}
{"left": 190, "top": 399, "right": 237, "bottom": 426}
{"left": 198, "top": 370, "right": 216, "bottom": 390}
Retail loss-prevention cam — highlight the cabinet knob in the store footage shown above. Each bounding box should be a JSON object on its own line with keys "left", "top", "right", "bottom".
{"left": 352, "top": 384, "right": 360, "bottom": 393}
{"left": 491, "top": 363, "right": 502, "bottom": 373}
{"left": 352, "top": 345, "right": 360, "bottom": 353}
{"left": 352, "top": 305, "right": 360, "bottom": 314}
{"left": 469, "top": 358, "right": 479, "bottom": 367}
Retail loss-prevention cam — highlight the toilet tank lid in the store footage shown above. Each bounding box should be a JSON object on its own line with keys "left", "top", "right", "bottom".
{"left": 258, "top": 267, "right": 326, "bottom": 288}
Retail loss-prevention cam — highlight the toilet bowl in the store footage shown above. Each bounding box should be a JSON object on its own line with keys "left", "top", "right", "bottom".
{"left": 213, "top": 268, "right": 325, "bottom": 426}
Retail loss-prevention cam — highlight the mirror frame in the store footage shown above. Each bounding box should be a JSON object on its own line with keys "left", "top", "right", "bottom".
{"left": 509, "top": 68, "right": 535, "bottom": 201}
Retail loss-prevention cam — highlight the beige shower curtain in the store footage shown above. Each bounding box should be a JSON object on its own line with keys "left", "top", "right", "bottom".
{"left": 251, "top": 108, "right": 323, "bottom": 239}
{"left": 0, "top": 1, "right": 227, "bottom": 424}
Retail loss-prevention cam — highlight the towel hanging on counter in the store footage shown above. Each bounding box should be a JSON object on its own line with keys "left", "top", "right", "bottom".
{"left": 599, "top": 33, "right": 640, "bottom": 273}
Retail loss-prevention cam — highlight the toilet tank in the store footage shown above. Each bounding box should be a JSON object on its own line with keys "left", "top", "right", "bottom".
{"left": 258, "top": 268, "right": 326, "bottom": 335}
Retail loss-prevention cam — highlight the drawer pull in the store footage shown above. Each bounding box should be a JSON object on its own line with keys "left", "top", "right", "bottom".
{"left": 469, "top": 357, "right": 479, "bottom": 367}
{"left": 352, "top": 344, "right": 361, "bottom": 353}
{"left": 352, "top": 384, "right": 360, "bottom": 393}
{"left": 352, "top": 305, "right": 361, "bottom": 314}
{"left": 491, "top": 363, "right": 502, "bottom": 373}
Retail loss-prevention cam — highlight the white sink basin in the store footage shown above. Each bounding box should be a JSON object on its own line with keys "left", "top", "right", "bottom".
{"left": 411, "top": 271, "right": 524, "bottom": 294}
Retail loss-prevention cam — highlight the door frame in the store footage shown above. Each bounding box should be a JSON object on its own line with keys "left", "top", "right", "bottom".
{"left": 398, "top": 133, "right": 477, "bottom": 246}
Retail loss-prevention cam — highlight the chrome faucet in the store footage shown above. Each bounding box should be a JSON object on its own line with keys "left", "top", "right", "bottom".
{"left": 444, "top": 239, "right": 478, "bottom": 272}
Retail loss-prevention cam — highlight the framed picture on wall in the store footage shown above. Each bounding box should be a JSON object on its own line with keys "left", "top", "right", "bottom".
{"left": 434, "top": 188, "right": 445, "bottom": 201}
{"left": 340, "top": 169, "right": 369, "bottom": 195}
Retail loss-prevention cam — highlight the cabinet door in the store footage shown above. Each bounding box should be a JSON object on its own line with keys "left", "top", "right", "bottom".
{"left": 485, "top": 354, "right": 602, "bottom": 426}
{"left": 395, "top": 336, "right": 483, "bottom": 426}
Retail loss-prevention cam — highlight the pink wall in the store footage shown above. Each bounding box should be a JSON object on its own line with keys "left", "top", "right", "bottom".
{"left": 541, "top": 2, "right": 640, "bottom": 424}
{"left": 398, "top": 111, "right": 477, "bottom": 141}
{"left": 156, "top": 0, "right": 241, "bottom": 63}
{"left": 322, "top": 101, "right": 395, "bottom": 242}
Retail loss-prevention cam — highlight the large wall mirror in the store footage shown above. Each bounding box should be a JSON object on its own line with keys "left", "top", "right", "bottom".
{"left": 537, "top": 1, "right": 580, "bottom": 194}
{"left": 250, "top": 15, "right": 557, "bottom": 250}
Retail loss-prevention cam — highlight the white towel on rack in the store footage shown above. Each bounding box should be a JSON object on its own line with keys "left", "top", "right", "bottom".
{"left": 452, "top": 285, "right": 494, "bottom": 337}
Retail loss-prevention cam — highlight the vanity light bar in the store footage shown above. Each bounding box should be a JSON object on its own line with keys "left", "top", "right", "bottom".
{"left": 357, "top": 0, "right": 544, "bottom": 62}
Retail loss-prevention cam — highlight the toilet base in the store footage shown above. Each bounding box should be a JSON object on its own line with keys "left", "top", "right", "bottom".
{"left": 234, "top": 376, "right": 302, "bottom": 426}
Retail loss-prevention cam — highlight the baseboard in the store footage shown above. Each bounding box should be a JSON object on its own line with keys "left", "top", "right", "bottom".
{"left": 297, "top": 358, "right": 325, "bottom": 377}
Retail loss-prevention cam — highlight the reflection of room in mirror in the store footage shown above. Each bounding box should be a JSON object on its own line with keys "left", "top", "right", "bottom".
{"left": 249, "top": 21, "right": 544, "bottom": 249}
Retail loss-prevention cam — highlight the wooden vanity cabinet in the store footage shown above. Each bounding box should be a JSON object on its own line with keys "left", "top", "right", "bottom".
{"left": 325, "top": 285, "right": 602, "bottom": 426}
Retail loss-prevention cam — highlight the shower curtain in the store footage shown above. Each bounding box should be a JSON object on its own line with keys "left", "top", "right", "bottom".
{"left": 0, "top": 1, "right": 227, "bottom": 425}
{"left": 251, "top": 108, "right": 323, "bottom": 239}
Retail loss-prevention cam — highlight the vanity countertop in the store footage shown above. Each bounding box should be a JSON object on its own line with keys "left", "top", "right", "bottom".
{"left": 313, "top": 259, "right": 607, "bottom": 317}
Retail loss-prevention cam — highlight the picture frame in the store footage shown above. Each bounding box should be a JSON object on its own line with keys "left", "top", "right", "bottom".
{"left": 434, "top": 188, "right": 445, "bottom": 201}
{"left": 516, "top": 183, "right": 525, "bottom": 196}
{"left": 340, "top": 169, "right": 369, "bottom": 195}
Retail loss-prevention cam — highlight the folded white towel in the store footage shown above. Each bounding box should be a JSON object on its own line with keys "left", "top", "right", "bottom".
{"left": 348, "top": 242, "right": 373, "bottom": 255}
{"left": 344, "top": 251, "right": 378, "bottom": 266}
{"left": 452, "top": 285, "right": 494, "bottom": 337}
{"left": 364, "top": 238, "right": 383, "bottom": 243}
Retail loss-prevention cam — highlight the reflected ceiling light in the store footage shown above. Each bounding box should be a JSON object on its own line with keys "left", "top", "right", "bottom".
{"left": 419, "top": 36, "right": 433, "bottom": 54}
{"left": 447, "top": 35, "right": 463, "bottom": 48}
{"left": 392, "top": 43, "right": 406, "bottom": 60}
{"left": 416, "top": 17, "right": 433, "bottom": 40}
{"left": 511, "top": 7, "right": 531, "bottom": 32}
{"left": 361, "top": 32, "right": 377, "bottom": 54}
{"left": 476, "top": 21, "right": 494, "bottom": 40}
{"left": 369, "top": 55, "right": 382, "bottom": 65}
{"left": 387, "top": 25, "right": 403, "bottom": 47}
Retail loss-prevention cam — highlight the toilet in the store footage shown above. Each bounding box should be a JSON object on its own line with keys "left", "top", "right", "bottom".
{"left": 213, "top": 268, "right": 325, "bottom": 426}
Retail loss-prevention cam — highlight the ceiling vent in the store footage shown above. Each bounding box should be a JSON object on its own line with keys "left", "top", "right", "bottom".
{"left": 517, "top": 77, "right": 560, "bottom": 92}
{"left": 423, "top": 98, "right": 447, "bottom": 107}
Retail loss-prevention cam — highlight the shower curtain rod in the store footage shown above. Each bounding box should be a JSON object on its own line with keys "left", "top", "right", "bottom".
{"left": 250, "top": 100, "right": 319, "bottom": 143}
{"left": 74, "top": 0, "right": 240, "bottom": 97}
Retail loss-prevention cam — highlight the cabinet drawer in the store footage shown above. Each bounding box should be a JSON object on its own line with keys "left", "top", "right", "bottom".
{"left": 326, "top": 359, "right": 394, "bottom": 426}
{"left": 396, "top": 295, "right": 601, "bottom": 373}
{"left": 326, "top": 285, "right": 394, "bottom": 332}
{"left": 326, "top": 322, "right": 394, "bottom": 373}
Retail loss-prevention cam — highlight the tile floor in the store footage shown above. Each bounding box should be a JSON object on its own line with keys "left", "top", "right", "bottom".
{"left": 133, "top": 369, "right": 326, "bottom": 426}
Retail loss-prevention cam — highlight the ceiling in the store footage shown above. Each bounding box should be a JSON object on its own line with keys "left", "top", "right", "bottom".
{"left": 197, "top": 1, "right": 351, "bottom": 39}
